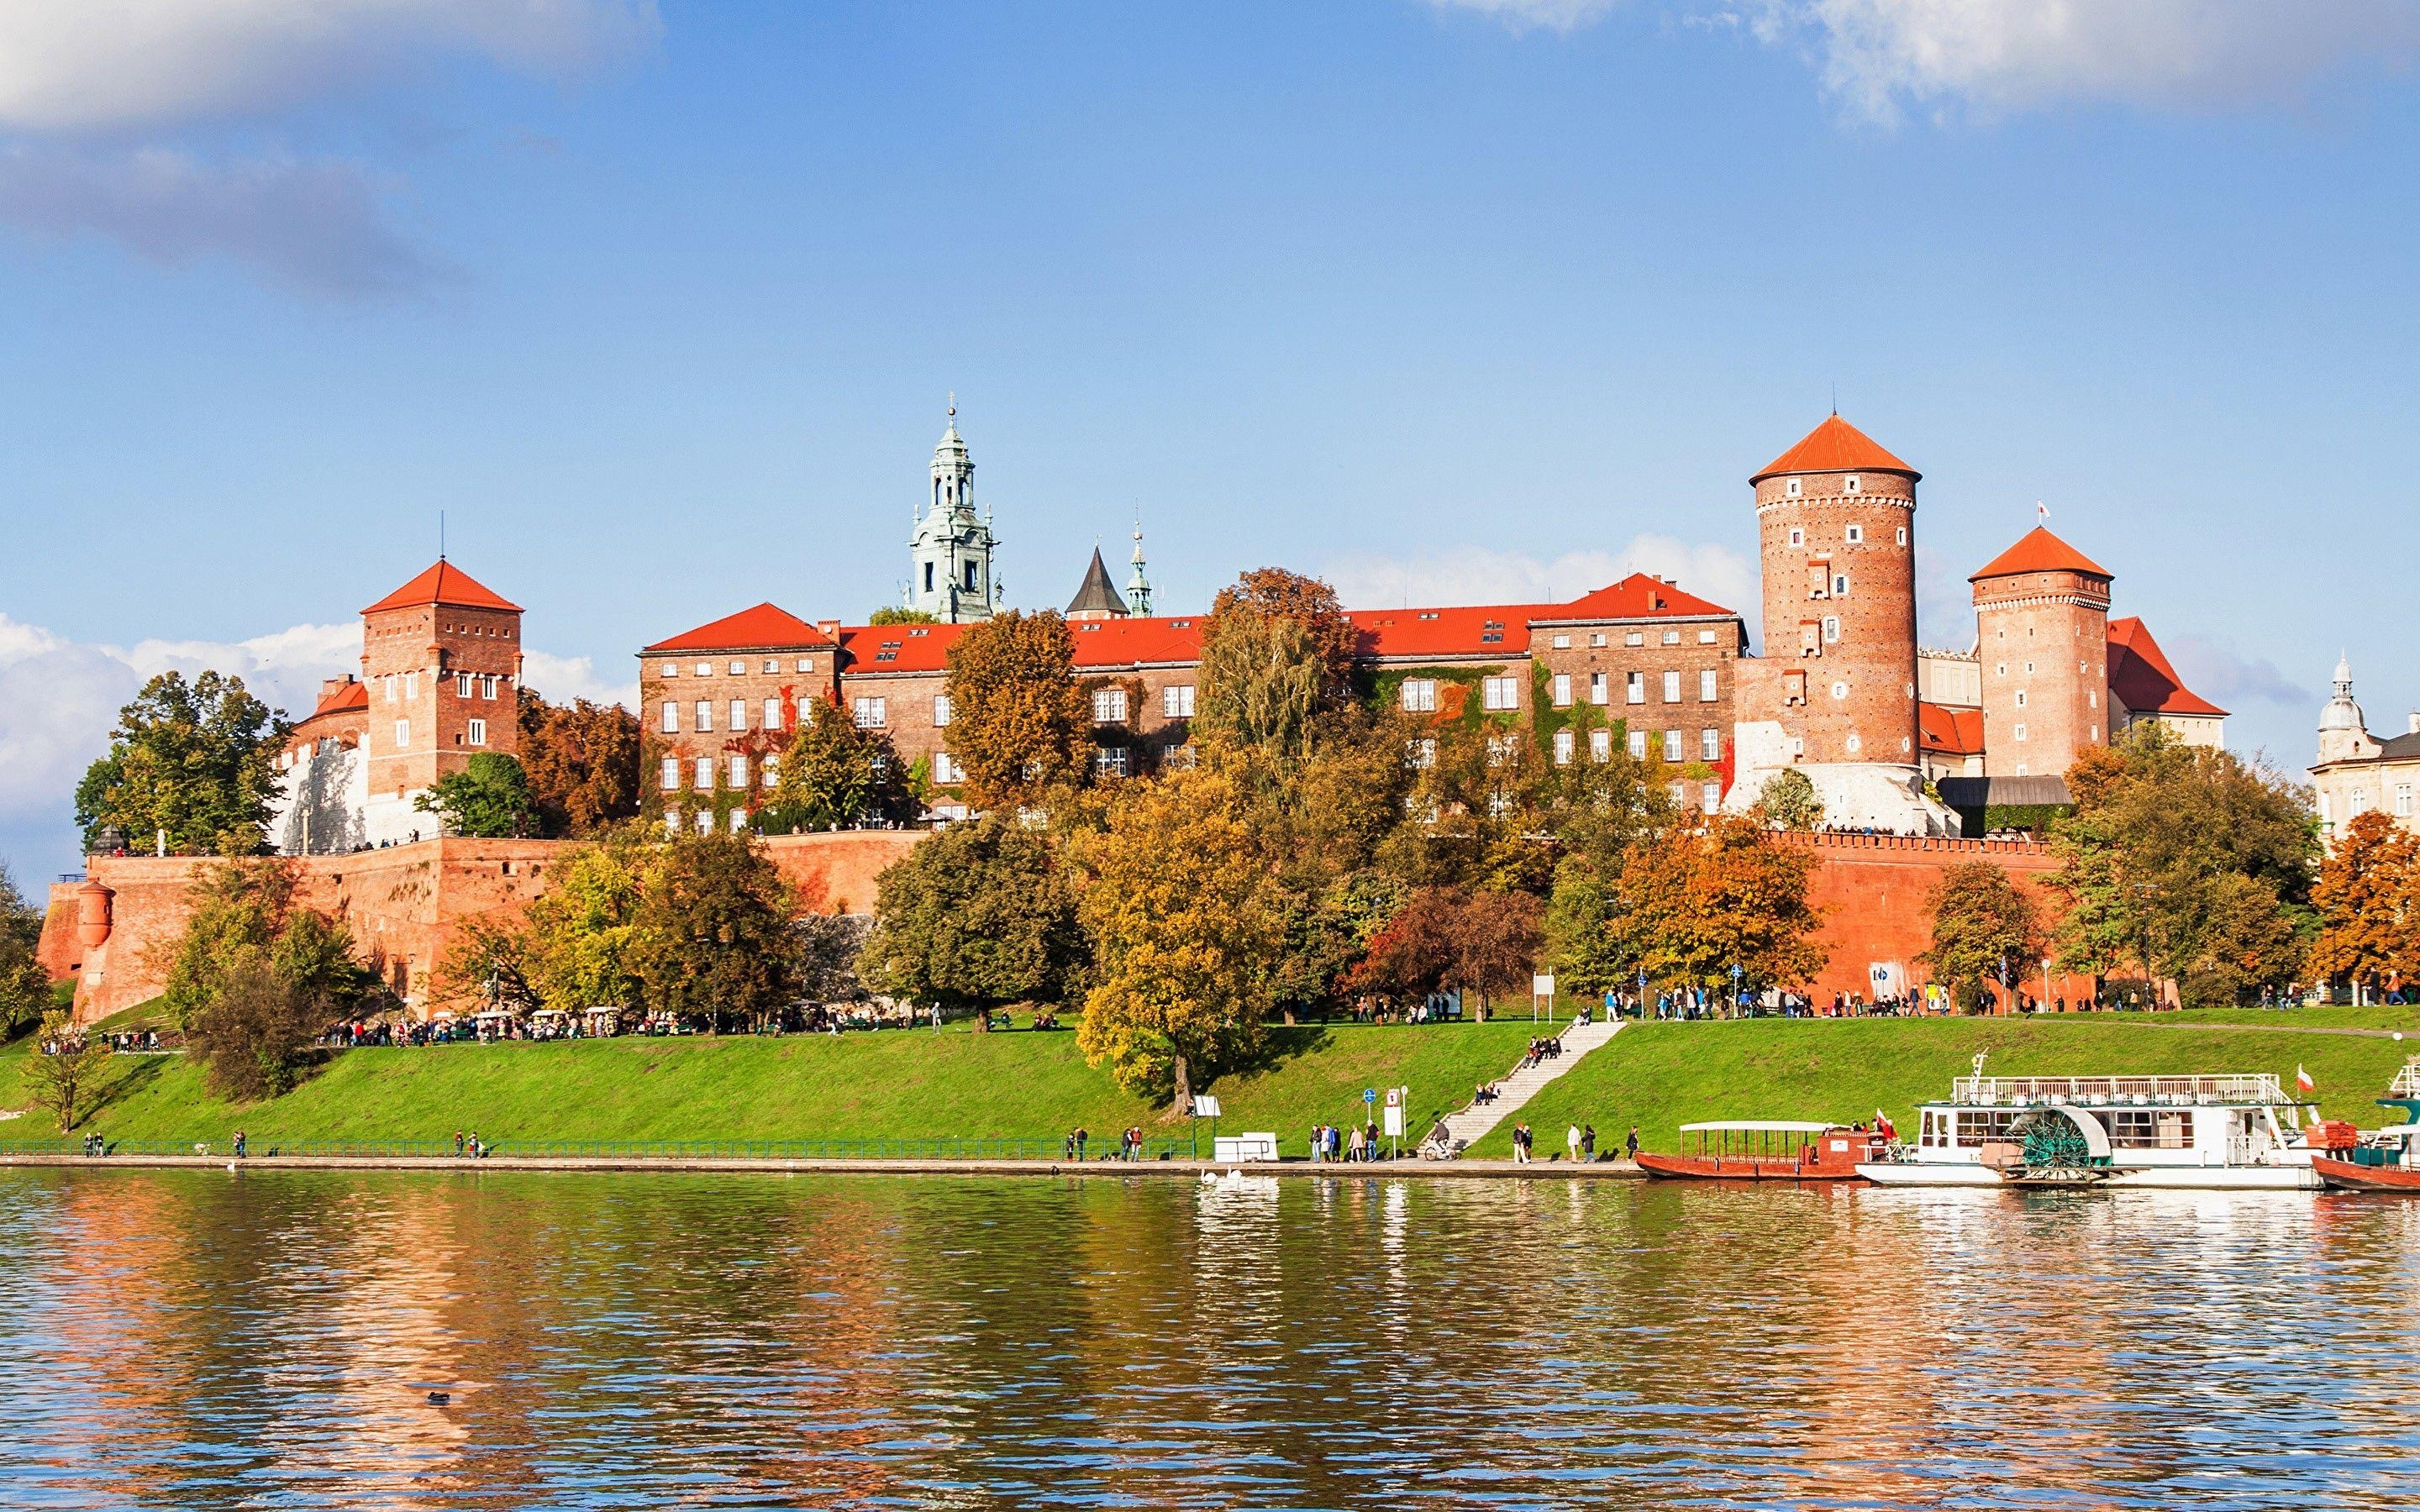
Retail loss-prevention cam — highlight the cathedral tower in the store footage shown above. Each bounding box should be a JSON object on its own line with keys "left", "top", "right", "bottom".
{"left": 1750, "top": 414, "right": 1922, "bottom": 768}
{"left": 1969, "top": 525, "right": 2112, "bottom": 779}
{"left": 904, "top": 401, "right": 999, "bottom": 622}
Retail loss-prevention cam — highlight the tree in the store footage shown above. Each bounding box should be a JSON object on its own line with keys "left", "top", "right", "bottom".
{"left": 24, "top": 1011, "right": 106, "bottom": 1132}
{"left": 792, "top": 911, "right": 871, "bottom": 1003}
{"left": 943, "top": 611, "right": 1091, "bottom": 808}
{"left": 868, "top": 607, "right": 939, "bottom": 626}
{"left": 509, "top": 830, "right": 654, "bottom": 1014}
{"left": 2052, "top": 727, "right": 2317, "bottom": 1005}
{"left": 2309, "top": 810, "right": 2420, "bottom": 993}
{"left": 1754, "top": 769, "right": 1825, "bottom": 832}
{"left": 158, "top": 859, "right": 373, "bottom": 1033}
{"left": 858, "top": 816, "right": 1083, "bottom": 1019}
{"left": 1207, "top": 568, "right": 1359, "bottom": 703}
{"left": 1343, "top": 886, "right": 1460, "bottom": 1009}
{"left": 415, "top": 752, "right": 537, "bottom": 837}
{"left": 1193, "top": 610, "right": 1330, "bottom": 764}
{"left": 627, "top": 830, "right": 797, "bottom": 1024}
{"left": 187, "top": 963, "right": 330, "bottom": 1101}
{"left": 1617, "top": 816, "right": 1828, "bottom": 1000}
{"left": 766, "top": 699, "right": 914, "bottom": 831}
{"left": 0, "top": 865, "right": 54, "bottom": 1039}
{"left": 1545, "top": 853, "right": 1634, "bottom": 1005}
{"left": 1076, "top": 771, "right": 1281, "bottom": 1107}
{"left": 1455, "top": 889, "right": 1544, "bottom": 1013}
{"left": 518, "top": 689, "right": 642, "bottom": 836}
{"left": 1919, "top": 861, "right": 2045, "bottom": 1011}
{"left": 75, "top": 670, "right": 287, "bottom": 855}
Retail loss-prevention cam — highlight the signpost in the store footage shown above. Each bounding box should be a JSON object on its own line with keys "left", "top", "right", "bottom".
{"left": 1532, "top": 972, "right": 1555, "bottom": 1024}
{"left": 1191, "top": 1094, "right": 1222, "bottom": 1160}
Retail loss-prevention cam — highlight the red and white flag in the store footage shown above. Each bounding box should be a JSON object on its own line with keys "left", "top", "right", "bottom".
{"left": 2296, "top": 1064, "right": 2316, "bottom": 1095}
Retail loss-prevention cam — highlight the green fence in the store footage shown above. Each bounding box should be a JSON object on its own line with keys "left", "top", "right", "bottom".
{"left": 0, "top": 1136, "right": 1193, "bottom": 1163}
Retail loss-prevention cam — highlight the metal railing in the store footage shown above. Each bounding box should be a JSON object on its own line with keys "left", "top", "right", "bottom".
{"left": 0, "top": 1136, "right": 1194, "bottom": 1163}
{"left": 1951, "top": 1074, "right": 2287, "bottom": 1107}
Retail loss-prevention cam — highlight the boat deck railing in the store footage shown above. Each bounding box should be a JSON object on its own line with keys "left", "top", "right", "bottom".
{"left": 2390, "top": 1058, "right": 2420, "bottom": 1099}
{"left": 1951, "top": 1074, "right": 2287, "bottom": 1107}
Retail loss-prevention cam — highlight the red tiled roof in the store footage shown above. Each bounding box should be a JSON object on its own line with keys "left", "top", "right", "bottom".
{"left": 1350, "top": 574, "right": 1736, "bottom": 660}
{"left": 1918, "top": 701, "right": 1986, "bottom": 757}
{"left": 645, "top": 603, "right": 838, "bottom": 654}
{"left": 835, "top": 617, "right": 1212, "bottom": 675}
{"left": 1970, "top": 526, "right": 2112, "bottom": 583}
{"left": 1751, "top": 415, "right": 1918, "bottom": 483}
{"left": 363, "top": 560, "right": 521, "bottom": 615}
{"left": 2107, "top": 617, "right": 2227, "bottom": 719}
{"left": 1534, "top": 574, "right": 1733, "bottom": 622}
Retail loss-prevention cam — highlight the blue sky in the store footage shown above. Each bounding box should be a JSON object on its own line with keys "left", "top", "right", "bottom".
{"left": 3, "top": 0, "right": 2417, "bottom": 881}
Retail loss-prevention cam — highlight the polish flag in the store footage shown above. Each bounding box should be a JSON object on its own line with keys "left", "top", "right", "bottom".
{"left": 2296, "top": 1064, "right": 2316, "bottom": 1095}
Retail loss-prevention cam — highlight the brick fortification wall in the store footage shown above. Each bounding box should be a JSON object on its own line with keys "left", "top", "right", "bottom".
{"left": 42, "top": 830, "right": 922, "bottom": 1027}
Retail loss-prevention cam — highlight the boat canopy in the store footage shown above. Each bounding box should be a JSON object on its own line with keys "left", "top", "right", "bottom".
{"left": 1677, "top": 1121, "right": 1840, "bottom": 1134}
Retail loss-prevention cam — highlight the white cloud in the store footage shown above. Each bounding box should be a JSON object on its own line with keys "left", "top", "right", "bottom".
{"left": 0, "top": 144, "right": 445, "bottom": 297}
{"left": 1428, "top": 0, "right": 1625, "bottom": 34}
{"left": 522, "top": 650, "right": 632, "bottom": 711}
{"left": 1724, "top": 0, "right": 2420, "bottom": 122}
{"left": 1323, "top": 534, "right": 1760, "bottom": 637}
{"left": 0, "top": 0, "right": 660, "bottom": 130}
{"left": 2165, "top": 633, "right": 2312, "bottom": 711}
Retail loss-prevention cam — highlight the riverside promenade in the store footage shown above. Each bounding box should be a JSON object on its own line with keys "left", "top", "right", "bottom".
{"left": 0, "top": 1152, "right": 1649, "bottom": 1179}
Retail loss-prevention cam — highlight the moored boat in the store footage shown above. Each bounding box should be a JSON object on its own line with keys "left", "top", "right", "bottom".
{"left": 1856, "top": 1060, "right": 2323, "bottom": 1190}
{"left": 2311, "top": 1058, "right": 2420, "bottom": 1192}
{"left": 1637, "top": 1121, "right": 1890, "bottom": 1181}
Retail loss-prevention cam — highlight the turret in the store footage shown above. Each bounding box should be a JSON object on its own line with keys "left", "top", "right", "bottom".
{"left": 1969, "top": 525, "right": 2113, "bottom": 780}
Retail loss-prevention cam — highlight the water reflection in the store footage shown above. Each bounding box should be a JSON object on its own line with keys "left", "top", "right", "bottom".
{"left": 0, "top": 1170, "right": 2415, "bottom": 1509}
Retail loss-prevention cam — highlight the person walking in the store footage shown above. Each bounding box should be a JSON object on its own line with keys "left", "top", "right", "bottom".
{"left": 1625, "top": 1125, "right": 1641, "bottom": 1161}
{"left": 1512, "top": 1122, "right": 1532, "bottom": 1164}
{"left": 1581, "top": 1124, "right": 1597, "bottom": 1161}
{"left": 1565, "top": 1124, "right": 1581, "bottom": 1163}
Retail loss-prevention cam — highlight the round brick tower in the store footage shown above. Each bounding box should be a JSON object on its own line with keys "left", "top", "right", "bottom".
{"left": 1969, "top": 525, "right": 2113, "bottom": 780}
{"left": 1750, "top": 415, "right": 1921, "bottom": 768}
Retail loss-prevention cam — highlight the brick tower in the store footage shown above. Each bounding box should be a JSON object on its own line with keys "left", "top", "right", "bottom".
{"left": 1750, "top": 414, "right": 1923, "bottom": 768}
{"left": 1969, "top": 526, "right": 2112, "bottom": 779}
{"left": 358, "top": 559, "right": 524, "bottom": 843}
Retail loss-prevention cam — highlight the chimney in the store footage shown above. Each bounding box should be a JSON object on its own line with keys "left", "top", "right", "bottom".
{"left": 817, "top": 620, "right": 840, "bottom": 641}
{"left": 2408, "top": 711, "right": 2419, "bottom": 735}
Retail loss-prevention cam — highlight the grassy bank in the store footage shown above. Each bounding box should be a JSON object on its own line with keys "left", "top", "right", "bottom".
{"left": 1468, "top": 1016, "right": 2420, "bottom": 1156}
{"left": 0, "top": 1020, "right": 1541, "bottom": 1153}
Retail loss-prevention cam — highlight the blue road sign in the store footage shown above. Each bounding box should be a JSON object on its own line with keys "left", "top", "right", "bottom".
{"left": 1364, "top": 1088, "right": 1376, "bottom": 1104}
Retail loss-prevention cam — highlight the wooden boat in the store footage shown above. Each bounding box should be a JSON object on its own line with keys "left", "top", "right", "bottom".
{"left": 1637, "top": 1121, "right": 1888, "bottom": 1181}
{"left": 2310, "top": 1058, "right": 2420, "bottom": 1192}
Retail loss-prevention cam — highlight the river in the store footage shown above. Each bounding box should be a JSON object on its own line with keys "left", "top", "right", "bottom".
{"left": 0, "top": 1168, "right": 2414, "bottom": 1509}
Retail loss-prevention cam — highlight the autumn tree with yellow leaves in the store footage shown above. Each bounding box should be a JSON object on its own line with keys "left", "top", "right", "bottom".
{"left": 2309, "top": 809, "right": 2420, "bottom": 994}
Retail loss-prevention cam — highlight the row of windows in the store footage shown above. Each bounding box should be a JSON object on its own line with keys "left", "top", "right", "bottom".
{"left": 391, "top": 717, "right": 488, "bottom": 749}
{"left": 381, "top": 671, "right": 509, "bottom": 704}
{"left": 1782, "top": 474, "right": 1886, "bottom": 499}
{"left": 662, "top": 699, "right": 789, "bottom": 736}
{"left": 1544, "top": 627, "right": 1722, "bottom": 651}
{"left": 1543, "top": 669, "right": 1721, "bottom": 708}
{"left": 1409, "top": 727, "right": 1723, "bottom": 769}
{"left": 660, "top": 659, "right": 818, "bottom": 678}
{"left": 663, "top": 754, "right": 780, "bottom": 791}
{"left": 2339, "top": 785, "right": 2418, "bottom": 819}
{"left": 666, "top": 809, "right": 753, "bottom": 834}
{"left": 1785, "top": 521, "right": 1907, "bottom": 547}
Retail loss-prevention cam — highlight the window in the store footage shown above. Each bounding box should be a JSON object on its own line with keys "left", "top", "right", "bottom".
{"left": 1788, "top": 527, "right": 1804, "bottom": 547}
{"left": 665, "top": 810, "right": 681, "bottom": 835}
{"left": 695, "top": 811, "right": 713, "bottom": 833}
{"left": 660, "top": 701, "right": 679, "bottom": 734}
{"left": 394, "top": 719, "right": 410, "bottom": 748}
{"left": 2350, "top": 788, "right": 2370, "bottom": 814}
{"left": 853, "top": 696, "right": 886, "bottom": 729}
{"left": 1822, "top": 616, "right": 1841, "bottom": 645}
{"left": 1662, "top": 671, "right": 1681, "bottom": 703}
{"left": 456, "top": 672, "right": 474, "bottom": 697}
{"left": 1846, "top": 732, "right": 1862, "bottom": 753}
{"left": 2025, "top": 661, "right": 2035, "bottom": 674}
{"left": 695, "top": 663, "right": 712, "bottom": 678}
{"left": 466, "top": 718, "right": 487, "bottom": 747}
{"left": 926, "top": 692, "right": 950, "bottom": 727}
{"left": 1702, "top": 782, "right": 1723, "bottom": 811}
{"left": 964, "top": 561, "right": 978, "bottom": 591}
{"left": 695, "top": 757, "right": 715, "bottom": 790}
{"left": 1590, "top": 671, "right": 1608, "bottom": 705}
{"left": 729, "top": 755, "right": 748, "bottom": 789}
{"left": 1095, "top": 745, "right": 1128, "bottom": 777}
{"left": 797, "top": 659, "right": 815, "bottom": 674}
{"left": 1400, "top": 679, "right": 1437, "bottom": 713}
{"left": 1628, "top": 729, "right": 1649, "bottom": 760}
{"left": 729, "top": 809, "right": 748, "bottom": 834}
{"left": 1590, "top": 633, "right": 1607, "bottom": 648}
{"left": 1590, "top": 729, "right": 1611, "bottom": 763}
{"left": 2012, "top": 722, "right": 2028, "bottom": 743}
{"left": 2398, "top": 785, "right": 2414, "bottom": 817}
{"left": 695, "top": 701, "right": 713, "bottom": 733}
{"left": 1625, "top": 631, "right": 1644, "bottom": 647}
{"left": 660, "top": 663, "right": 680, "bottom": 679}
{"left": 765, "top": 697, "right": 783, "bottom": 732}
{"left": 383, "top": 675, "right": 397, "bottom": 702}
{"left": 730, "top": 700, "right": 747, "bottom": 732}
{"left": 1662, "top": 629, "right": 1681, "bottom": 645}
{"left": 1697, "top": 629, "right": 1718, "bottom": 644}
{"left": 1093, "top": 687, "right": 1128, "bottom": 723}
{"left": 1626, "top": 671, "right": 1645, "bottom": 705}
{"left": 1844, "top": 475, "right": 1861, "bottom": 493}
{"left": 1833, "top": 574, "right": 1849, "bottom": 598}
{"left": 1662, "top": 729, "right": 1683, "bottom": 762}
{"left": 1162, "top": 684, "right": 1196, "bottom": 718}
{"left": 404, "top": 673, "right": 418, "bottom": 701}
{"left": 761, "top": 755, "right": 779, "bottom": 786}
{"left": 723, "top": 660, "right": 742, "bottom": 676}
{"left": 1701, "top": 728, "right": 1720, "bottom": 761}
{"left": 2014, "top": 690, "right": 2028, "bottom": 708}
{"left": 1897, "top": 527, "right": 1907, "bottom": 545}
{"left": 1845, "top": 524, "right": 1864, "bottom": 544}
{"left": 1786, "top": 479, "right": 1802, "bottom": 498}
{"left": 934, "top": 752, "right": 962, "bottom": 785}
{"left": 1481, "top": 676, "right": 1520, "bottom": 711}
{"left": 661, "top": 757, "right": 680, "bottom": 791}
{"left": 1699, "top": 669, "right": 1718, "bottom": 702}
{"left": 1408, "top": 738, "right": 1438, "bottom": 769}
{"left": 1552, "top": 674, "right": 1572, "bottom": 708}
{"left": 1668, "top": 780, "right": 1686, "bottom": 806}
{"left": 1486, "top": 735, "right": 1516, "bottom": 767}
{"left": 763, "top": 659, "right": 779, "bottom": 675}
{"left": 1831, "top": 680, "right": 1848, "bottom": 700}
{"left": 483, "top": 675, "right": 500, "bottom": 700}
{"left": 1554, "top": 729, "right": 1575, "bottom": 766}
{"left": 1552, "top": 634, "right": 1570, "bottom": 649}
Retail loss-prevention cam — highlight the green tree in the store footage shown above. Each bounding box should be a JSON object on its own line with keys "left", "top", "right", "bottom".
{"left": 857, "top": 816, "right": 1084, "bottom": 1021}
{"left": 1545, "top": 853, "right": 1634, "bottom": 1005}
{"left": 187, "top": 963, "right": 331, "bottom": 1101}
{"left": 1193, "top": 610, "right": 1329, "bottom": 764}
{"left": 765, "top": 699, "right": 915, "bottom": 831}
{"left": 2052, "top": 728, "right": 2317, "bottom": 1005}
{"left": 1754, "top": 768, "right": 1825, "bottom": 832}
{"left": 158, "top": 859, "right": 372, "bottom": 1034}
{"left": 943, "top": 610, "right": 1091, "bottom": 809}
{"left": 415, "top": 752, "right": 537, "bottom": 837}
{"left": 518, "top": 689, "right": 643, "bottom": 837}
{"left": 868, "top": 607, "right": 939, "bottom": 626}
{"left": 1207, "top": 568, "right": 1359, "bottom": 705}
{"left": 510, "top": 829, "right": 654, "bottom": 1015}
{"left": 1919, "top": 861, "right": 2046, "bottom": 1011}
{"left": 627, "top": 830, "right": 797, "bottom": 1025}
{"left": 24, "top": 1011, "right": 107, "bottom": 1131}
{"left": 1076, "top": 771, "right": 1281, "bottom": 1106}
{"left": 0, "top": 865, "right": 54, "bottom": 1039}
{"left": 74, "top": 670, "right": 287, "bottom": 855}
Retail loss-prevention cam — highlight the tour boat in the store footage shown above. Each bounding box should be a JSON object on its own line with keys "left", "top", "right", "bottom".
{"left": 2311, "top": 1058, "right": 2420, "bottom": 1193}
{"left": 1856, "top": 1063, "right": 2323, "bottom": 1190}
{"left": 1637, "top": 1121, "right": 1890, "bottom": 1181}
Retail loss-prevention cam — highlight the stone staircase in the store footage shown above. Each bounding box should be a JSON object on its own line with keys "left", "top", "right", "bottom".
{"left": 1421, "top": 1016, "right": 1624, "bottom": 1158}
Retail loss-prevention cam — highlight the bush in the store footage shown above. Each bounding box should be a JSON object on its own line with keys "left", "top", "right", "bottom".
{"left": 188, "top": 963, "right": 330, "bottom": 1101}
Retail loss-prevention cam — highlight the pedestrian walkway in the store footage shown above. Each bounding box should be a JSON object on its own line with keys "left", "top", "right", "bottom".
{"left": 1421, "top": 1016, "right": 1623, "bottom": 1158}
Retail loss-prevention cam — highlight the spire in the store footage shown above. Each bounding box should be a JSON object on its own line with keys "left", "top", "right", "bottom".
{"left": 1125, "top": 512, "right": 1152, "bottom": 616}
{"left": 1066, "top": 547, "right": 1129, "bottom": 620}
{"left": 2319, "top": 651, "right": 2365, "bottom": 739}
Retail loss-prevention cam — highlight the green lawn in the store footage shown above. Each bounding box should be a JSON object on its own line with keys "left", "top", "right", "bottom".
{"left": 1475, "top": 1016, "right": 2420, "bottom": 1156}
{"left": 0, "top": 1019, "right": 1542, "bottom": 1156}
